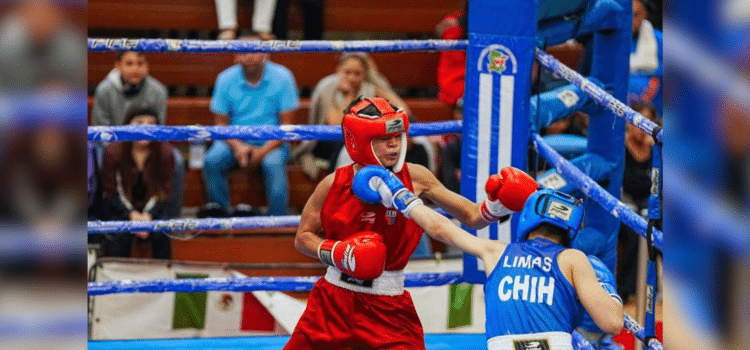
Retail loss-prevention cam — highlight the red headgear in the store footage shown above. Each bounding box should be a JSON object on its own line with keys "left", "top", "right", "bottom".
{"left": 342, "top": 98, "right": 410, "bottom": 172}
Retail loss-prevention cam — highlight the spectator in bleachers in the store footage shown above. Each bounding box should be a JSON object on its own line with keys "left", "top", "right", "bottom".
{"left": 628, "top": 0, "right": 662, "bottom": 116}
{"left": 293, "top": 53, "right": 410, "bottom": 179}
{"left": 100, "top": 105, "right": 175, "bottom": 259}
{"left": 435, "top": 3, "right": 467, "bottom": 107}
{"left": 272, "top": 0, "right": 323, "bottom": 40}
{"left": 0, "top": 0, "right": 83, "bottom": 92}
{"left": 214, "top": 0, "right": 277, "bottom": 40}
{"left": 617, "top": 101, "right": 659, "bottom": 302}
{"left": 203, "top": 33, "right": 299, "bottom": 216}
{"left": 90, "top": 51, "right": 167, "bottom": 126}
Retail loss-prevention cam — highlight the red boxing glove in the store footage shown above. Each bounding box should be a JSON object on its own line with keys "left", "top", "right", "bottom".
{"left": 317, "top": 232, "right": 387, "bottom": 280}
{"left": 480, "top": 167, "right": 539, "bottom": 222}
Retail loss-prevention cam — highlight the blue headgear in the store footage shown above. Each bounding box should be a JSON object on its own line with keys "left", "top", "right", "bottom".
{"left": 516, "top": 188, "right": 584, "bottom": 244}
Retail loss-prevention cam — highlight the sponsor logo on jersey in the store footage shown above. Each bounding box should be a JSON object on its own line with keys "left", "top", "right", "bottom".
{"left": 386, "top": 210, "right": 397, "bottom": 225}
{"left": 513, "top": 339, "right": 550, "bottom": 350}
{"left": 361, "top": 212, "right": 376, "bottom": 224}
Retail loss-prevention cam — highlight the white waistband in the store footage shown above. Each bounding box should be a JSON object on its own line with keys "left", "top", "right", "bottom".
{"left": 324, "top": 266, "right": 405, "bottom": 296}
{"left": 487, "top": 332, "right": 573, "bottom": 350}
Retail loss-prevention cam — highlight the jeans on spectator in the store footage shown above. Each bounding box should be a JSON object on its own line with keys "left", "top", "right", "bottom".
{"left": 203, "top": 140, "right": 289, "bottom": 215}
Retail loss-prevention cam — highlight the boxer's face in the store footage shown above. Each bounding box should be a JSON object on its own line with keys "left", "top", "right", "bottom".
{"left": 372, "top": 134, "right": 402, "bottom": 167}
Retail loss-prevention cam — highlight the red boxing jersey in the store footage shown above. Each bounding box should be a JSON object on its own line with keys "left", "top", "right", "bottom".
{"left": 321, "top": 163, "right": 423, "bottom": 271}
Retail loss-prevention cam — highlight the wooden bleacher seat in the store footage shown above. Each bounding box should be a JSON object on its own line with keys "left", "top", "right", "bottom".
{"left": 88, "top": 52, "right": 441, "bottom": 92}
{"left": 171, "top": 233, "right": 326, "bottom": 277}
{"left": 88, "top": 97, "right": 453, "bottom": 125}
{"left": 181, "top": 164, "right": 322, "bottom": 210}
{"left": 88, "top": 0, "right": 463, "bottom": 34}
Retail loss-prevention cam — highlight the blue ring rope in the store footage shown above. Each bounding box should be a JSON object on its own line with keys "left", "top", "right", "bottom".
{"left": 535, "top": 48, "right": 663, "bottom": 144}
{"left": 88, "top": 38, "right": 469, "bottom": 53}
{"left": 645, "top": 144, "right": 662, "bottom": 340}
{"left": 89, "top": 210, "right": 454, "bottom": 234}
{"left": 624, "top": 312, "right": 663, "bottom": 350}
{"left": 88, "top": 216, "right": 300, "bottom": 234}
{"left": 532, "top": 133, "right": 663, "bottom": 252}
{"left": 88, "top": 121, "right": 462, "bottom": 142}
{"left": 88, "top": 272, "right": 464, "bottom": 296}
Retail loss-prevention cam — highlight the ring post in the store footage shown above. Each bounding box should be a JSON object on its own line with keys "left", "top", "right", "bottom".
{"left": 461, "top": 0, "right": 537, "bottom": 283}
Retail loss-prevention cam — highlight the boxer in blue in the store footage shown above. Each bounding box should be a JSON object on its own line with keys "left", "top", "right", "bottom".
{"left": 353, "top": 165, "right": 623, "bottom": 350}
{"left": 576, "top": 255, "right": 624, "bottom": 349}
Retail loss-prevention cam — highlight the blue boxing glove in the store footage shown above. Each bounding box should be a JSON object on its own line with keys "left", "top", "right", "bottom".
{"left": 588, "top": 255, "right": 622, "bottom": 305}
{"left": 353, "top": 165, "right": 423, "bottom": 218}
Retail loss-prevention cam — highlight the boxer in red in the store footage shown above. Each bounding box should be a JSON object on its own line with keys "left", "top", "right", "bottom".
{"left": 285, "top": 97, "right": 538, "bottom": 349}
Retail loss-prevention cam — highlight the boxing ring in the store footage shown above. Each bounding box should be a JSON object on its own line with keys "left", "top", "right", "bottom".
{"left": 87, "top": 0, "right": 663, "bottom": 348}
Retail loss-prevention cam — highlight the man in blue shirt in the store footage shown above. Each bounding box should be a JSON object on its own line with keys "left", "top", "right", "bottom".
{"left": 353, "top": 166, "right": 623, "bottom": 349}
{"left": 203, "top": 34, "right": 300, "bottom": 216}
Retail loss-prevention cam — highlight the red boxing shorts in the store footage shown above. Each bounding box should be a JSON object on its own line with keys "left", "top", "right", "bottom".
{"left": 284, "top": 277, "right": 425, "bottom": 350}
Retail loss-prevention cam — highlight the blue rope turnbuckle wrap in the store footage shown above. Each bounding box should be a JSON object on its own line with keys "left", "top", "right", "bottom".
{"left": 624, "top": 312, "right": 664, "bottom": 350}
{"left": 88, "top": 38, "right": 469, "bottom": 53}
{"left": 535, "top": 48, "right": 663, "bottom": 144}
{"left": 532, "top": 133, "right": 663, "bottom": 251}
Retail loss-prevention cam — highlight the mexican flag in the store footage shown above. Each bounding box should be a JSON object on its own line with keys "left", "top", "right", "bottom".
{"left": 171, "top": 273, "right": 276, "bottom": 332}
{"left": 91, "top": 261, "right": 283, "bottom": 339}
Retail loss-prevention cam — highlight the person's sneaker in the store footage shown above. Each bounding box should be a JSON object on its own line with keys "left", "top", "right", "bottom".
{"left": 197, "top": 202, "right": 228, "bottom": 218}
{"left": 232, "top": 203, "right": 263, "bottom": 217}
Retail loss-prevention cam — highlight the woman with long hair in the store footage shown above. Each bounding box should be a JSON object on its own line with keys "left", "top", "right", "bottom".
{"left": 101, "top": 104, "right": 175, "bottom": 259}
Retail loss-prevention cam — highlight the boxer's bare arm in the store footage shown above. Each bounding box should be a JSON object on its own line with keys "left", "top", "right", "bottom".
{"left": 560, "top": 249, "right": 624, "bottom": 335}
{"left": 408, "top": 163, "right": 488, "bottom": 230}
{"left": 409, "top": 204, "right": 506, "bottom": 272}
{"left": 294, "top": 174, "right": 335, "bottom": 259}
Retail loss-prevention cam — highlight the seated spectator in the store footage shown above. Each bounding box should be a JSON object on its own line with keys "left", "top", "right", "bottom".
{"left": 628, "top": 0, "right": 662, "bottom": 115}
{"left": 214, "top": 0, "right": 277, "bottom": 40}
{"left": 617, "top": 101, "right": 660, "bottom": 301}
{"left": 293, "top": 52, "right": 411, "bottom": 178}
{"left": 436, "top": 4, "right": 467, "bottom": 107}
{"left": 91, "top": 51, "right": 167, "bottom": 126}
{"left": 203, "top": 33, "right": 299, "bottom": 216}
{"left": 100, "top": 105, "right": 174, "bottom": 259}
{"left": 0, "top": 0, "right": 83, "bottom": 92}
